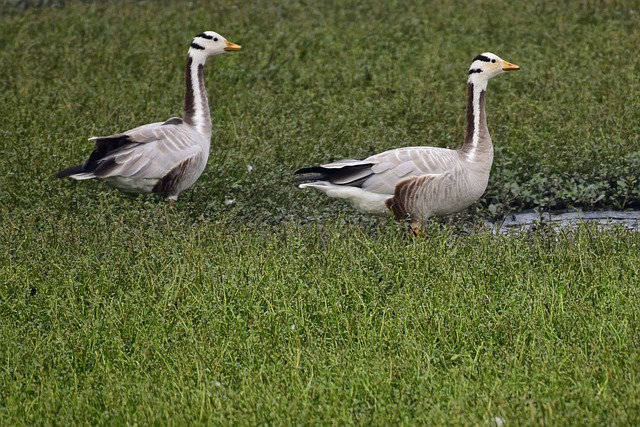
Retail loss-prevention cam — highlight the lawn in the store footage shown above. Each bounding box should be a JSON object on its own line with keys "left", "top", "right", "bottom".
{"left": 1, "top": 0, "right": 639, "bottom": 425}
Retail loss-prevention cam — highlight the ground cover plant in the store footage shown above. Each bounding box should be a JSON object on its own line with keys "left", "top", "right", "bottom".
{"left": 1, "top": 0, "right": 639, "bottom": 425}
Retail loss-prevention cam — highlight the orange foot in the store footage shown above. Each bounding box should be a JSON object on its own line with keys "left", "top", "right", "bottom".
{"left": 409, "top": 222, "right": 422, "bottom": 236}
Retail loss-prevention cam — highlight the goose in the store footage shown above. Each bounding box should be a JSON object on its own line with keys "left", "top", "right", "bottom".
{"left": 293, "top": 52, "right": 519, "bottom": 232}
{"left": 57, "top": 31, "right": 241, "bottom": 204}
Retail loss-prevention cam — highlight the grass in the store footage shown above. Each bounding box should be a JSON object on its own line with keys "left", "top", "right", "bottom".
{"left": 1, "top": 0, "right": 640, "bottom": 424}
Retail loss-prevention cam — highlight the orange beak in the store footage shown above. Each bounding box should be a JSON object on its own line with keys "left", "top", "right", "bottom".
{"left": 224, "top": 40, "right": 242, "bottom": 51}
{"left": 502, "top": 60, "right": 520, "bottom": 71}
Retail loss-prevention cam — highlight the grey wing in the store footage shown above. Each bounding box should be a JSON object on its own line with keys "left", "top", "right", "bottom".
{"left": 93, "top": 121, "right": 205, "bottom": 180}
{"left": 361, "top": 146, "right": 460, "bottom": 194}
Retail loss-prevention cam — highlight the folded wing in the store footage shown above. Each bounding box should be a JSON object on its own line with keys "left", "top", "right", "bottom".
{"left": 58, "top": 119, "right": 205, "bottom": 182}
{"left": 294, "top": 146, "right": 460, "bottom": 196}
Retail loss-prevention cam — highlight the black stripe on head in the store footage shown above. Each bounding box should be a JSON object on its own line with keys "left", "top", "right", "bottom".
{"left": 468, "top": 68, "right": 483, "bottom": 75}
{"left": 190, "top": 42, "right": 205, "bottom": 50}
{"left": 197, "top": 32, "right": 214, "bottom": 40}
{"left": 473, "top": 54, "right": 491, "bottom": 63}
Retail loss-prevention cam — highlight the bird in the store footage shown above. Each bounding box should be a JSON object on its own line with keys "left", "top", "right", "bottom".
{"left": 57, "top": 31, "right": 242, "bottom": 204}
{"left": 293, "top": 52, "right": 520, "bottom": 233}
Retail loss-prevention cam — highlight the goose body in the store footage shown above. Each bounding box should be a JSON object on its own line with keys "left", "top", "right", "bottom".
{"left": 57, "top": 31, "right": 241, "bottom": 203}
{"left": 294, "top": 52, "right": 519, "bottom": 230}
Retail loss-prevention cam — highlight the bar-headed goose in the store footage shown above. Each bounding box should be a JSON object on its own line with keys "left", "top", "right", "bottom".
{"left": 57, "top": 31, "right": 241, "bottom": 204}
{"left": 294, "top": 52, "right": 519, "bottom": 232}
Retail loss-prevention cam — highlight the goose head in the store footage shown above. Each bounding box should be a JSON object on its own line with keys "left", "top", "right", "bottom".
{"left": 189, "top": 31, "right": 242, "bottom": 59}
{"left": 467, "top": 52, "right": 519, "bottom": 84}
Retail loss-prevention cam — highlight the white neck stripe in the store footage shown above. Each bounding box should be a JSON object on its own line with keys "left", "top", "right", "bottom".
{"left": 466, "top": 79, "right": 488, "bottom": 162}
{"left": 184, "top": 53, "right": 211, "bottom": 138}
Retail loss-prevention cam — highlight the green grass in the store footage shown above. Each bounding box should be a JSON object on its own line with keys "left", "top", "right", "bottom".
{"left": 1, "top": 0, "right": 640, "bottom": 425}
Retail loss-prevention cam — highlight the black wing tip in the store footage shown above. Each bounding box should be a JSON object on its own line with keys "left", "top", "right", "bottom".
{"left": 56, "top": 164, "right": 84, "bottom": 178}
{"left": 292, "top": 174, "right": 326, "bottom": 184}
{"left": 292, "top": 166, "right": 328, "bottom": 183}
{"left": 294, "top": 166, "right": 326, "bottom": 174}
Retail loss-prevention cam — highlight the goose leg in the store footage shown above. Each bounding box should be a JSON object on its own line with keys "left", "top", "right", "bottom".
{"left": 410, "top": 221, "right": 422, "bottom": 236}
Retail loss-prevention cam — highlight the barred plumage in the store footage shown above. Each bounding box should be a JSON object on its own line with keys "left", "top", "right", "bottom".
{"left": 57, "top": 31, "right": 241, "bottom": 203}
{"left": 294, "top": 52, "right": 519, "bottom": 231}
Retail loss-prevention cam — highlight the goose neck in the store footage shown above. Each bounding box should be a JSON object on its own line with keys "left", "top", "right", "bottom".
{"left": 461, "top": 81, "right": 492, "bottom": 161}
{"left": 183, "top": 55, "right": 211, "bottom": 138}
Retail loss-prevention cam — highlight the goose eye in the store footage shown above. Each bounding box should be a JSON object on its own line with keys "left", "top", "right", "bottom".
{"left": 491, "top": 59, "right": 496, "bottom": 63}
{"left": 213, "top": 37, "right": 219, "bottom": 42}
